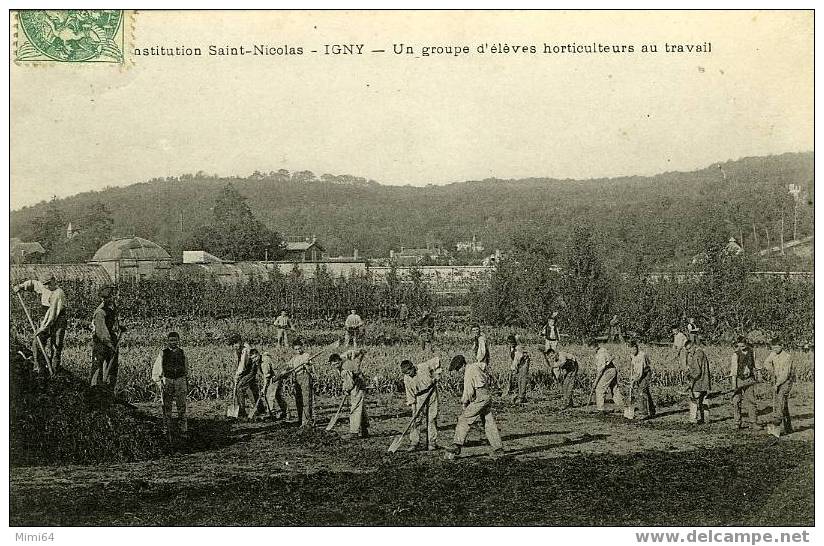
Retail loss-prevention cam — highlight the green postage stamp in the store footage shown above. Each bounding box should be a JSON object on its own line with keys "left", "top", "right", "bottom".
{"left": 14, "top": 9, "right": 126, "bottom": 63}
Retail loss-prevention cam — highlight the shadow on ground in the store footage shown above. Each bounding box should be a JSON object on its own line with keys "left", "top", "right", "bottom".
{"left": 10, "top": 439, "right": 813, "bottom": 526}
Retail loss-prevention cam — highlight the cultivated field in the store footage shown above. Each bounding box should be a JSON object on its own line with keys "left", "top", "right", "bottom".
{"left": 9, "top": 323, "right": 815, "bottom": 526}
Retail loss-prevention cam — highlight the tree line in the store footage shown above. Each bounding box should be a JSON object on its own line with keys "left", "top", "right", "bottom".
{"left": 11, "top": 152, "right": 814, "bottom": 269}
{"left": 470, "top": 225, "right": 814, "bottom": 346}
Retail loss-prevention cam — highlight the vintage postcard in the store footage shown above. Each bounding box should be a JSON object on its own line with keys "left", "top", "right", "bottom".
{"left": 8, "top": 8, "right": 814, "bottom": 538}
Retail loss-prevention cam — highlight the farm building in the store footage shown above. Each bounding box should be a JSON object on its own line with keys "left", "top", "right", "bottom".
{"left": 10, "top": 263, "right": 112, "bottom": 286}
{"left": 182, "top": 250, "right": 223, "bottom": 264}
{"left": 171, "top": 260, "right": 368, "bottom": 285}
{"left": 88, "top": 237, "right": 172, "bottom": 281}
{"left": 10, "top": 238, "right": 46, "bottom": 264}
{"left": 389, "top": 245, "right": 450, "bottom": 266}
{"left": 284, "top": 237, "right": 325, "bottom": 262}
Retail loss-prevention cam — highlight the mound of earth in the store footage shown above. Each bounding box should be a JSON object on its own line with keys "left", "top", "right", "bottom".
{"left": 10, "top": 341, "right": 167, "bottom": 467}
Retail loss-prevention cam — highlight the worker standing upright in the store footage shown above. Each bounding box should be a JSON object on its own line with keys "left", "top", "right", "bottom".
{"left": 329, "top": 349, "right": 370, "bottom": 439}
{"left": 273, "top": 310, "right": 292, "bottom": 348}
{"left": 288, "top": 338, "right": 315, "bottom": 427}
{"left": 542, "top": 316, "right": 561, "bottom": 353}
{"left": 151, "top": 331, "right": 188, "bottom": 439}
{"left": 401, "top": 356, "right": 442, "bottom": 451}
{"left": 471, "top": 324, "right": 489, "bottom": 365}
{"left": 608, "top": 314, "right": 622, "bottom": 343}
{"left": 417, "top": 309, "right": 436, "bottom": 352}
{"left": 685, "top": 338, "right": 711, "bottom": 424}
{"left": 344, "top": 309, "right": 364, "bottom": 348}
{"left": 592, "top": 339, "right": 624, "bottom": 413}
{"left": 760, "top": 337, "right": 795, "bottom": 439}
{"left": 13, "top": 272, "right": 67, "bottom": 375}
{"left": 398, "top": 303, "right": 409, "bottom": 327}
{"left": 730, "top": 336, "right": 758, "bottom": 430}
{"left": 628, "top": 340, "right": 656, "bottom": 420}
{"left": 672, "top": 325, "right": 688, "bottom": 368}
{"left": 507, "top": 333, "right": 530, "bottom": 404}
{"left": 89, "top": 286, "right": 124, "bottom": 393}
{"left": 687, "top": 317, "right": 701, "bottom": 344}
{"left": 229, "top": 333, "right": 257, "bottom": 420}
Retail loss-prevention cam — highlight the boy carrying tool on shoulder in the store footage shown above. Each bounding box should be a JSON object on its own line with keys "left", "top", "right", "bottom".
{"left": 401, "top": 356, "right": 442, "bottom": 451}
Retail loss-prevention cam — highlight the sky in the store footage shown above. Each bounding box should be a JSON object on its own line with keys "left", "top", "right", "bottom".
{"left": 10, "top": 10, "right": 813, "bottom": 209}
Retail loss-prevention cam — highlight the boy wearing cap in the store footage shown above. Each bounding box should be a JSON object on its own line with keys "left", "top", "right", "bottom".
{"left": 14, "top": 273, "right": 68, "bottom": 374}
{"left": 329, "top": 349, "right": 370, "bottom": 439}
{"left": 89, "top": 285, "right": 124, "bottom": 392}
{"left": 760, "top": 337, "right": 795, "bottom": 438}
{"left": 229, "top": 333, "right": 257, "bottom": 419}
{"left": 592, "top": 339, "right": 624, "bottom": 412}
{"left": 273, "top": 310, "right": 292, "bottom": 348}
{"left": 251, "top": 348, "right": 288, "bottom": 419}
{"left": 628, "top": 341, "right": 656, "bottom": 420}
{"left": 541, "top": 316, "right": 560, "bottom": 353}
{"left": 507, "top": 333, "right": 530, "bottom": 404}
{"left": 417, "top": 309, "right": 436, "bottom": 352}
{"left": 672, "top": 325, "right": 688, "bottom": 368}
{"left": 545, "top": 347, "right": 579, "bottom": 409}
{"left": 152, "top": 331, "right": 188, "bottom": 438}
{"left": 287, "top": 338, "right": 315, "bottom": 427}
{"left": 730, "top": 336, "right": 758, "bottom": 430}
{"left": 471, "top": 324, "right": 490, "bottom": 365}
{"left": 685, "top": 338, "right": 711, "bottom": 424}
{"left": 401, "top": 356, "right": 442, "bottom": 451}
{"left": 444, "top": 352, "right": 503, "bottom": 460}
{"left": 344, "top": 309, "right": 365, "bottom": 348}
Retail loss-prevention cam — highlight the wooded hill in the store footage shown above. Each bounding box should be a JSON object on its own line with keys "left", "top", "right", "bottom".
{"left": 10, "top": 152, "right": 814, "bottom": 270}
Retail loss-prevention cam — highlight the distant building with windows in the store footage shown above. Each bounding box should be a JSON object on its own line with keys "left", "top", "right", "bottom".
{"left": 88, "top": 237, "right": 172, "bottom": 281}
{"left": 389, "top": 244, "right": 449, "bottom": 266}
{"left": 10, "top": 238, "right": 46, "bottom": 264}
{"left": 456, "top": 235, "right": 485, "bottom": 253}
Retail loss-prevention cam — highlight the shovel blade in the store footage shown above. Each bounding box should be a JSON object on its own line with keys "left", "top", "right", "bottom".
{"left": 388, "top": 433, "right": 404, "bottom": 453}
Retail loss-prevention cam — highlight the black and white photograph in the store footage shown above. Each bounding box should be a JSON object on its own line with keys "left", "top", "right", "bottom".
{"left": 6, "top": 7, "right": 817, "bottom": 538}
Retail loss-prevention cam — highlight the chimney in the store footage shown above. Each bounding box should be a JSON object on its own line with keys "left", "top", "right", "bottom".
{"left": 353, "top": 248, "right": 359, "bottom": 260}
{"left": 390, "top": 249, "right": 395, "bottom": 259}
{"left": 312, "top": 234, "right": 317, "bottom": 243}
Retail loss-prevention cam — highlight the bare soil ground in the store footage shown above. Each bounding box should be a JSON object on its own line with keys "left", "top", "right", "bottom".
{"left": 10, "top": 384, "right": 813, "bottom": 526}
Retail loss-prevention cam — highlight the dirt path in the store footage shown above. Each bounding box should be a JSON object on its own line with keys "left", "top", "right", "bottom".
{"left": 10, "top": 385, "right": 814, "bottom": 526}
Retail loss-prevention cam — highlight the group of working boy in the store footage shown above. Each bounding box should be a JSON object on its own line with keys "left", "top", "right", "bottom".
{"left": 12, "top": 272, "right": 798, "bottom": 453}
{"left": 13, "top": 274, "right": 123, "bottom": 392}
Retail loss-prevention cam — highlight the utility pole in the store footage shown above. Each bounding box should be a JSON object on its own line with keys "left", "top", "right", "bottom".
{"left": 752, "top": 223, "right": 759, "bottom": 252}
{"left": 788, "top": 185, "right": 801, "bottom": 242}
{"left": 179, "top": 211, "right": 184, "bottom": 233}
{"left": 780, "top": 213, "right": 785, "bottom": 255}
